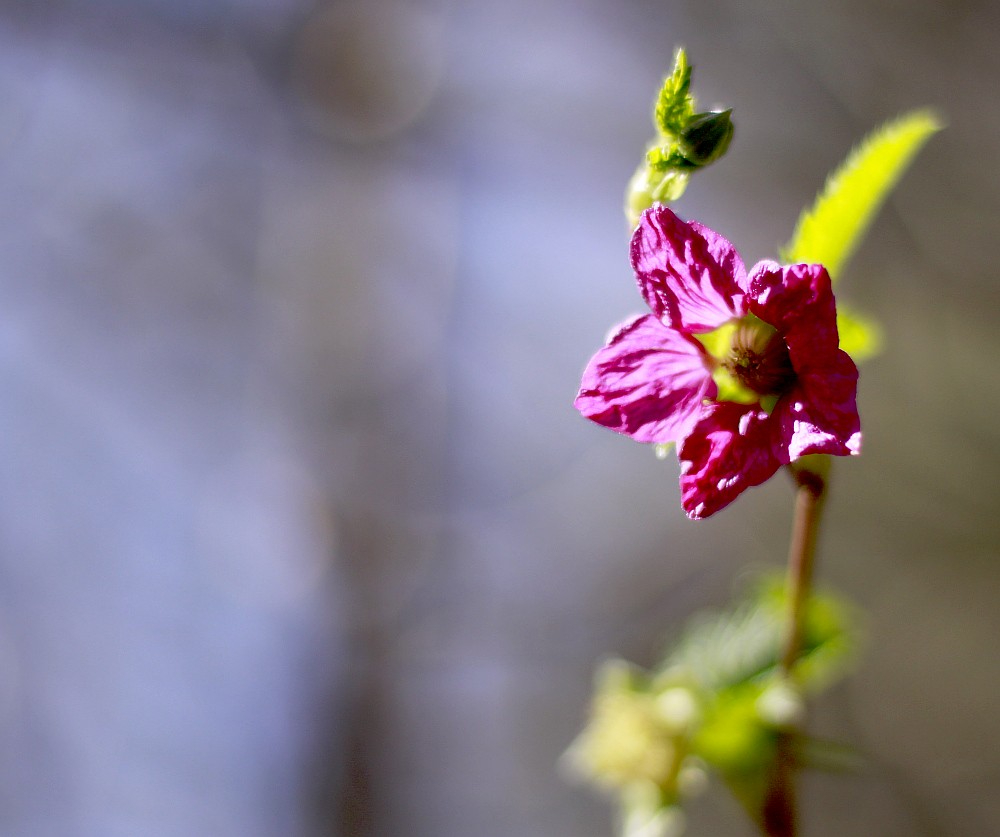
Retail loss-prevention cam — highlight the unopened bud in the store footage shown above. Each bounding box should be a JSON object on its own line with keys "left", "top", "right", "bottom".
{"left": 756, "top": 681, "right": 805, "bottom": 728}
{"left": 622, "top": 796, "right": 686, "bottom": 837}
{"left": 679, "top": 109, "right": 734, "bottom": 166}
{"left": 654, "top": 687, "right": 700, "bottom": 732}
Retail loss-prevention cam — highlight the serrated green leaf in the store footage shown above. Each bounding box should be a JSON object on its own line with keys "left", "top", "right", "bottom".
{"left": 660, "top": 576, "right": 859, "bottom": 695}
{"left": 837, "top": 304, "right": 884, "bottom": 362}
{"left": 662, "top": 595, "right": 781, "bottom": 693}
{"left": 654, "top": 48, "right": 694, "bottom": 137}
{"left": 781, "top": 110, "right": 942, "bottom": 281}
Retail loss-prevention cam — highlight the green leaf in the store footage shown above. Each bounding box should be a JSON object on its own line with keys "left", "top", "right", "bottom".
{"left": 837, "top": 304, "right": 884, "bottom": 362}
{"left": 659, "top": 575, "right": 859, "bottom": 695}
{"left": 693, "top": 683, "right": 775, "bottom": 774}
{"left": 660, "top": 593, "right": 777, "bottom": 695}
{"left": 781, "top": 109, "right": 942, "bottom": 280}
{"left": 654, "top": 48, "right": 694, "bottom": 137}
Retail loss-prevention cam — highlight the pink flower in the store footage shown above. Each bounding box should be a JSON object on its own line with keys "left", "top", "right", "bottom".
{"left": 575, "top": 206, "right": 861, "bottom": 519}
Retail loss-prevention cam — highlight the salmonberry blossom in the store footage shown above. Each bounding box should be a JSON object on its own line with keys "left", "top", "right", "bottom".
{"left": 575, "top": 205, "right": 861, "bottom": 519}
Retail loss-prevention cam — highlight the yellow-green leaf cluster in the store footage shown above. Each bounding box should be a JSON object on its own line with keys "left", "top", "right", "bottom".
{"left": 654, "top": 48, "right": 694, "bottom": 138}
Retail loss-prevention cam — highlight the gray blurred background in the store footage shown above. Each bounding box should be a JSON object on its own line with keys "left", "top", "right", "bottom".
{"left": 0, "top": 0, "right": 997, "bottom": 835}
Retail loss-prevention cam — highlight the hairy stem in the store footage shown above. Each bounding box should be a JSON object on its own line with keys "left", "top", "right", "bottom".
{"left": 760, "top": 459, "right": 829, "bottom": 837}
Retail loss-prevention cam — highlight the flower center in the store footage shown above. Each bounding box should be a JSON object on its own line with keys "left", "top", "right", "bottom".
{"left": 723, "top": 319, "right": 795, "bottom": 396}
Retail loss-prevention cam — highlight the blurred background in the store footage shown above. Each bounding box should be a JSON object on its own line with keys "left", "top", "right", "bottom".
{"left": 0, "top": 0, "right": 998, "bottom": 834}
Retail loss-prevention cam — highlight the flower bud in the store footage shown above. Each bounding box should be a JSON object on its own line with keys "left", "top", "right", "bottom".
{"left": 621, "top": 789, "right": 686, "bottom": 837}
{"left": 654, "top": 687, "right": 700, "bottom": 733}
{"left": 563, "top": 662, "right": 680, "bottom": 789}
{"left": 756, "top": 681, "right": 805, "bottom": 729}
{"left": 679, "top": 109, "right": 733, "bottom": 166}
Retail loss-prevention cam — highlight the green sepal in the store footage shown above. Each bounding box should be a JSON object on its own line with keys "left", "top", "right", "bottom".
{"left": 646, "top": 144, "right": 699, "bottom": 172}
{"left": 781, "top": 109, "right": 942, "bottom": 281}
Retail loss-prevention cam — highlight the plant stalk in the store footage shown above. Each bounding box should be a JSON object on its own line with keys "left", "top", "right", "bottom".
{"left": 760, "top": 459, "right": 828, "bottom": 837}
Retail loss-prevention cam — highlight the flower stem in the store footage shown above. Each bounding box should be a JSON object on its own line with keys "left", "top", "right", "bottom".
{"left": 760, "top": 458, "right": 829, "bottom": 837}
{"left": 781, "top": 461, "right": 827, "bottom": 674}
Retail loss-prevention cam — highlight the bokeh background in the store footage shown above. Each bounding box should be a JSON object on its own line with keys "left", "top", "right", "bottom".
{"left": 1, "top": 0, "right": 998, "bottom": 834}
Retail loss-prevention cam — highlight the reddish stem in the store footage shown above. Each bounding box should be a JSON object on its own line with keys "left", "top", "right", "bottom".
{"left": 760, "top": 461, "right": 828, "bottom": 837}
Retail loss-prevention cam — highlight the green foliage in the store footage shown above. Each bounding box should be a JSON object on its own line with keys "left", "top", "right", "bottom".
{"left": 693, "top": 682, "right": 776, "bottom": 774}
{"left": 837, "top": 304, "right": 884, "bottom": 362}
{"left": 654, "top": 48, "right": 694, "bottom": 137}
{"left": 670, "top": 578, "right": 860, "bottom": 825}
{"left": 626, "top": 50, "right": 733, "bottom": 225}
{"left": 660, "top": 575, "right": 858, "bottom": 697}
{"left": 567, "top": 576, "right": 861, "bottom": 837}
{"left": 646, "top": 144, "right": 697, "bottom": 172}
{"left": 626, "top": 163, "right": 691, "bottom": 227}
{"left": 781, "top": 110, "right": 942, "bottom": 280}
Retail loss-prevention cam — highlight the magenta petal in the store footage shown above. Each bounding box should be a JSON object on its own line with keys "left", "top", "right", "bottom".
{"left": 631, "top": 206, "right": 747, "bottom": 333}
{"left": 772, "top": 352, "right": 862, "bottom": 459}
{"left": 575, "top": 314, "right": 715, "bottom": 444}
{"left": 677, "top": 403, "right": 785, "bottom": 519}
{"left": 746, "top": 261, "right": 840, "bottom": 363}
